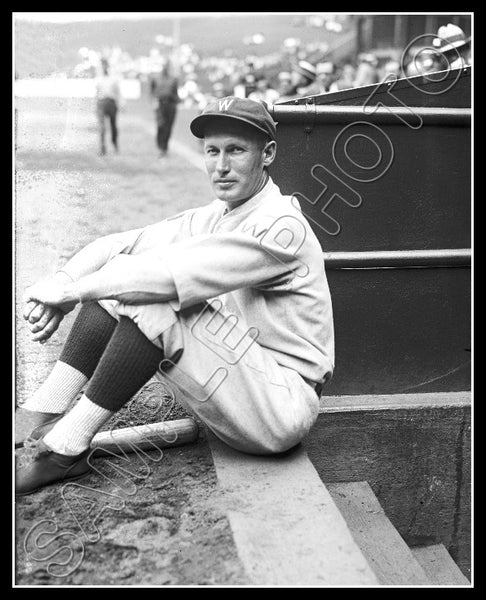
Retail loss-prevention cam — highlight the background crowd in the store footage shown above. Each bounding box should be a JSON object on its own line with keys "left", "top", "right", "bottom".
{"left": 73, "top": 19, "right": 471, "bottom": 113}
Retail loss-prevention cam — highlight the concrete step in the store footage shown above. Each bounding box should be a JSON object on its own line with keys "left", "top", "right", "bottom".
{"left": 327, "top": 481, "right": 430, "bottom": 585}
{"left": 307, "top": 392, "right": 471, "bottom": 579}
{"left": 410, "top": 544, "right": 470, "bottom": 585}
{"left": 207, "top": 432, "right": 379, "bottom": 586}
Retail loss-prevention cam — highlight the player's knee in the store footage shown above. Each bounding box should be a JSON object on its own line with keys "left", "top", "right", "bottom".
{"left": 242, "top": 423, "right": 310, "bottom": 456}
{"left": 263, "top": 432, "right": 305, "bottom": 455}
{"left": 265, "top": 408, "right": 318, "bottom": 455}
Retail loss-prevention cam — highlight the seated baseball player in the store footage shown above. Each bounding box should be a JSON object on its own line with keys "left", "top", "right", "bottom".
{"left": 15, "top": 97, "right": 335, "bottom": 495}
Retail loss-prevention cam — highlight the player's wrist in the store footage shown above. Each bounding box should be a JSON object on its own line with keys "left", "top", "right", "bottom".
{"left": 54, "top": 270, "right": 75, "bottom": 284}
{"left": 60, "top": 282, "right": 83, "bottom": 307}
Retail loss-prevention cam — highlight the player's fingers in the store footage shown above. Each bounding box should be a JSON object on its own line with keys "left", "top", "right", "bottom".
{"left": 30, "top": 307, "right": 56, "bottom": 333}
{"left": 32, "top": 313, "right": 62, "bottom": 343}
{"left": 23, "top": 300, "right": 39, "bottom": 321}
{"left": 28, "top": 303, "right": 46, "bottom": 324}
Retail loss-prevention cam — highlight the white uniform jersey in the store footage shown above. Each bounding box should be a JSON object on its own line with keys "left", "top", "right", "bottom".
{"left": 62, "top": 178, "right": 335, "bottom": 385}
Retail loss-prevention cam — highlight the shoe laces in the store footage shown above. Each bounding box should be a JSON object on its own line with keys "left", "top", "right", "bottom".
{"left": 18, "top": 438, "right": 52, "bottom": 468}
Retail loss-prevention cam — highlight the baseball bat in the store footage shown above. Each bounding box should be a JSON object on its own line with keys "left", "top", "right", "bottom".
{"left": 90, "top": 418, "right": 199, "bottom": 456}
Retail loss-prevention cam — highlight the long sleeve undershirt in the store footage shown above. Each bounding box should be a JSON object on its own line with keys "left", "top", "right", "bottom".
{"left": 66, "top": 228, "right": 299, "bottom": 308}
{"left": 70, "top": 252, "right": 177, "bottom": 304}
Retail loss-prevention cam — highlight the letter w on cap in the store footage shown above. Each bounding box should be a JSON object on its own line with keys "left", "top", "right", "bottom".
{"left": 218, "top": 98, "right": 235, "bottom": 111}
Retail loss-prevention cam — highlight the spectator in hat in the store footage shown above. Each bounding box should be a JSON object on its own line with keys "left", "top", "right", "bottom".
{"left": 275, "top": 71, "right": 297, "bottom": 103}
{"left": 433, "top": 23, "right": 471, "bottom": 69}
{"left": 315, "top": 62, "right": 335, "bottom": 93}
{"left": 329, "top": 63, "right": 356, "bottom": 92}
{"left": 353, "top": 53, "right": 379, "bottom": 88}
{"left": 291, "top": 60, "right": 321, "bottom": 97}
{"left": 380, "top": 59, "right": 402, "bottom": 82}
{"left": 405, "top": 48, "right": 444, "bottom": 78}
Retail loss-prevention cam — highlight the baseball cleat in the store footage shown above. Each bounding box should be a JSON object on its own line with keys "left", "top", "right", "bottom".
{"left": 15, "top": 439, "right": 91, "bottom": 496}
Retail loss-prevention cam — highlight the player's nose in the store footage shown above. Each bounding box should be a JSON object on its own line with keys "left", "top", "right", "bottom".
{"left": 215, "top": 152, "right": 230, "bottom": 174}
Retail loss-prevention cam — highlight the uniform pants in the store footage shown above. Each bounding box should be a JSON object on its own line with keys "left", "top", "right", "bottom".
{"left": 96, "top": 98, "right": 118, "bottom": 151}
{"left": 98, "top": 297, "right": 320, "bottom": 455}
{"left": 155, "top": 101, "right": 177, "bottom": 152}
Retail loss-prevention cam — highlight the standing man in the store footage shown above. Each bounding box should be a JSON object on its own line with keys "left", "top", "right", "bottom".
{"left": 16, "top": 97, "right": 334, "bottom": 495}
{"left": 95, "top": 58, "right": 122, "bottom": 156}
{"left": 150, "top": 63, "right": 180, "bottom": 157}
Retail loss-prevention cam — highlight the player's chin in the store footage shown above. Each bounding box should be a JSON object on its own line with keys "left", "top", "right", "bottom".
{"left": 213, "top": 186, "right": 242, "bottom": 203}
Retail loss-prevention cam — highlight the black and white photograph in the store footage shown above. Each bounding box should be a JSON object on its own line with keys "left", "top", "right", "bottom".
{"left": 13, "top": 11, "right": 473, "bottom": 588}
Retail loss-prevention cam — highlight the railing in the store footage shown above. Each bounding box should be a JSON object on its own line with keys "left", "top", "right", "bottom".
{"left": 271, "top": 104, "right": 471, "bottom": 127}
{"left": 323, "top": 248, "right": 471, "bottom": 269}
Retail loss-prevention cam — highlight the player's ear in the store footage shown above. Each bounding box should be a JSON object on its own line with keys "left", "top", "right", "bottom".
{"left": 262, "top": 140, "right": 277, "bottom": 167}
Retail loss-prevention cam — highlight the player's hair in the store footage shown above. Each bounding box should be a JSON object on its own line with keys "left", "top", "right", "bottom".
{"left": 254, "top": 130, "right": 271, "bottom": 150}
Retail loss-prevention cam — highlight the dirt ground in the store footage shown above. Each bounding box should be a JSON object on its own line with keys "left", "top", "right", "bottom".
{"left": 14, "top": 96, "right": 248, "bottom": 585}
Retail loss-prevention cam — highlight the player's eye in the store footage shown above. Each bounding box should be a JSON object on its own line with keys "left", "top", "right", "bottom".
{"left": 205, "top": 147, "right": 218, "bottom": 156}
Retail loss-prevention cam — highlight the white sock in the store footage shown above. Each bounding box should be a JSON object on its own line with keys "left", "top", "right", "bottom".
{"left": 43, "top": 395, "right": 113, "bottom": 455}
{"left": 23, "top": 361, "right": 88, "bottom": 414}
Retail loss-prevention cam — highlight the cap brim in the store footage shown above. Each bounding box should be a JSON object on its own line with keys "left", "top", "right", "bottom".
{"left": 296, "top": 70, "right": 315, "bottom": 79}
{"left": 190, "top": 112, "right": 274, "bottom": 140}
{"left": 440, "top": 38, "right": 469, "bottom": 53}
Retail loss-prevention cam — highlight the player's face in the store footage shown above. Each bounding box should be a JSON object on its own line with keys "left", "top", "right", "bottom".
{"left": 203, "top": 121, "right": 276, "bottom": 206}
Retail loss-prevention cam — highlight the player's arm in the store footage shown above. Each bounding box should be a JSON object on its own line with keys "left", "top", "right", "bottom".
{"left": 161, "top": 229, "right": 301, "bottom": 310}
{"left": 23, "top": 228, "right": 145, "bottom": 325}
{"left": 23, "top": 222, "right": 303, "bottom": 310}
{"left": 24, "top": 227, "right": 145, "bottom": 310}
{"left": 56, "top": 227, "right": 146, "bottom": 282}
{"left": 23, "top": 252, "right": 177, "bottom": 307}
{"left": 54, "top": 227, "right": 300, "bottom": 308}
{"left": 66, "top": 253, "right": 177, "bottom": 305}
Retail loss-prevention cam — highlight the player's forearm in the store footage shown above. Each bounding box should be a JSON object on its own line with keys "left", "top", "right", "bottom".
{"left": 57, "top": 238, "right": 118, "bottom": 282}
{"left": 66, "top": 253, "right": 178, "bottom": 304}
{"left": 58, "top": 228, "right": 144, "bottom": 282}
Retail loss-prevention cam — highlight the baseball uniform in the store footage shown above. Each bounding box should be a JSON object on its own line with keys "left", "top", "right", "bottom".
{"left": 60, "top": 177, "right": 335, "bottom": 454}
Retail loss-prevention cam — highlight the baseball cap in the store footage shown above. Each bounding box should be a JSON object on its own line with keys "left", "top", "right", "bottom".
{"left": 294, "top": 60, "right": 317, "bottom": 80}
{"left": 433, "top": 23, "right": 469, "bottom": 54}
{"left": 359, "top": 53, "right": 378, "bottom": 65}
{"left": 190, "top": 96, "right": 277, "bottom": 141}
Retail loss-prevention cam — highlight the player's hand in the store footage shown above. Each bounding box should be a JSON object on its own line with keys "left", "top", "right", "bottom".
{"left": 29, "top": 304, "right": 65, "bottom": 344}
{"left": 22, "top": 301, "right": 65, "bottom": 343}
{"left": 23, "top": 280, "right": 78, "bottom": 314}
{"left": 23, "top": 299, "right": 45, "bottom": 323}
